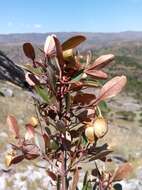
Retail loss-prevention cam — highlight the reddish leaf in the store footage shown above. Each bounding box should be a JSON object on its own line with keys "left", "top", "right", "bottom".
{"left": 85, "top": 69, "right": 108, "bottom": 79}
{"left": 96, "top": 75, "right": 127, "bottom": 103}
{"left": 62, "top": 35, "right": 86, "bottom": 51}
{"left": 7, "top": 115, "right": 20, "bottom": 139}
{"left": 23, "top": 43, "right": 35, "bottom": 60}
{"left": 112, "top": 163, "right": 133, "bottom": 182}
{"left": 10, "top": 154, "right": 25, "bottom": 165}
{"left": 5, "top": 151, "right": 24, "bottom": 167}
{"left": 47, "top": 170, "right": 57, "bottom": 181}
{"left": 69, "top": 81, "right": 83, "bottom": 91}
{"left": 87, "top": 54, "right": 115, "bottom": 70}
{"left": 76, "top": 109, "right": 95, "bottom": 122}
{"left": 73, "top": 93, "right": 96, "bottom": 105}
{"left": 23, "top": 144, "right": 40, "bottom": 160}
{"left": 53, "top": 36, "right": 64, "bottom": 69}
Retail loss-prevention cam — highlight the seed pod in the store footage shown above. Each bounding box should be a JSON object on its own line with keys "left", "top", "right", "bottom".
{"left": 85, "top": 126, "right": 95, "bottom": 143}
{"left": 93, "top": 117, "right": 108, "bottom": 138}
{"left": 29, "top": 117, "right": 38, "bottom": 127}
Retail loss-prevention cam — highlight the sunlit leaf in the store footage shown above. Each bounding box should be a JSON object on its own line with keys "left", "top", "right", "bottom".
{"left": 85, "top": 69, "right": 108, "bottom": 79}
{"left": 87, "top": 54, "right": 115, "bottom": 70}
{"left": 62, "top": 35, "right": 86, "bottom": 51}
{"left": 96, "top": 75, "right": 127, "bottom": 104}
{"left": 44, "top": 35, "right": 56, "bottom": 56}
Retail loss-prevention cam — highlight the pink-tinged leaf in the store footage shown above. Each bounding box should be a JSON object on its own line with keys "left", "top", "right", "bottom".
{"left": 25, "top": 124, "right": 35, "bottom": 140}
{"left": 62, "top": 35, "right": 86, "bottom": 51}
{"left": 7, "top": 115, "right": 20, "bottom": 139}
{"left": 25, "top": 72, "right": 40, "bottom": 86}
{"left": 23, "top": 43, "right": 35, "bottom": 60}
{"left": 44, "top": 35, "right": 56, "bottom": 56}
{"left": 85, "top": 69, "right": 108, "bottom": 79}
{"left": 111, "top": 163, "right": 133, "bottom": 182}
{"left": 96, "top": 75, "right": 127, "bottom": 104}
{"left": 87, "top": 54, "right": 115, "bottom": 70}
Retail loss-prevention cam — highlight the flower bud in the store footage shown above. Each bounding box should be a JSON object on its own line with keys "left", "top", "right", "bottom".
{"left": 85, "top": 126, "right": 95, "bottom": 143}
{"left": 29, "top": 117, "right": 38, "bottom": 127}
{"left": 93, "top": 117, "right": 108, "bottom": 138}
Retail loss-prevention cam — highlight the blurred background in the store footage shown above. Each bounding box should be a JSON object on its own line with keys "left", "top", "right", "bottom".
{"left": 0, "top": 0, "right": 142, "bottom": 189}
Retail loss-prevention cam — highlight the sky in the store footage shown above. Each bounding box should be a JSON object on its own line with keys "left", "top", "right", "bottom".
{"left": 0, "top": 0, "right": 142, "bottom": 33}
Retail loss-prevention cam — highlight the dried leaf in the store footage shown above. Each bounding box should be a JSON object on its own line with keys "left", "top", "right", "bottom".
{"left": 23, "top": 43, "right": 35, "bottom": 60}
{"left": 96, "top": 76, "right": 127, "bottom": 104}
{"left": 112, "top": 163, "right": 133, "bottom": 182}
{"left": 62, "top": 35, "right": 86, "bottom": 51}
{"left": 7, "top": 115, "right": 20, "bottom": 139}
{"left": 85, "top": 69, "right": 108, "bottom": 79}
{"left": 87, "top": 54, "right": 115, "bottom": 70}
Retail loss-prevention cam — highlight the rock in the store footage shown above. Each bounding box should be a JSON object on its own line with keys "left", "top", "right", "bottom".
{"left": 0, "top": 88, "right": 13, "bottom": 97}
{"left": 118, "top": 179, "right": 142, "bottom": 190}
{"left": 0, "top": 51, "right": 30, "bottom": 89}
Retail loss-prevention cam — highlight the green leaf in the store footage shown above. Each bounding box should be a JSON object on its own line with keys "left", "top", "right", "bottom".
{"left": 82, "top": 134, "right": 88, "bottom": 145}
{"left": 83, "top": 171, "right": 88, "bottom": 188}
{"left": 19, "top": 64, "right": 43, "bottom": 75}
{"left": 34, "top": 132, "right": 46, "bottom": 153}
{"left": 98, "top": 101, "right": 110, "bottom": 113}
{"left": 71, "top": 69, "right": 84, "bottom": 82}
{"left": 35, "top": 86, "right": 50, "bottom": 103}
{"left": 50, "top": 140, "right": 59, "bottom": 150}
